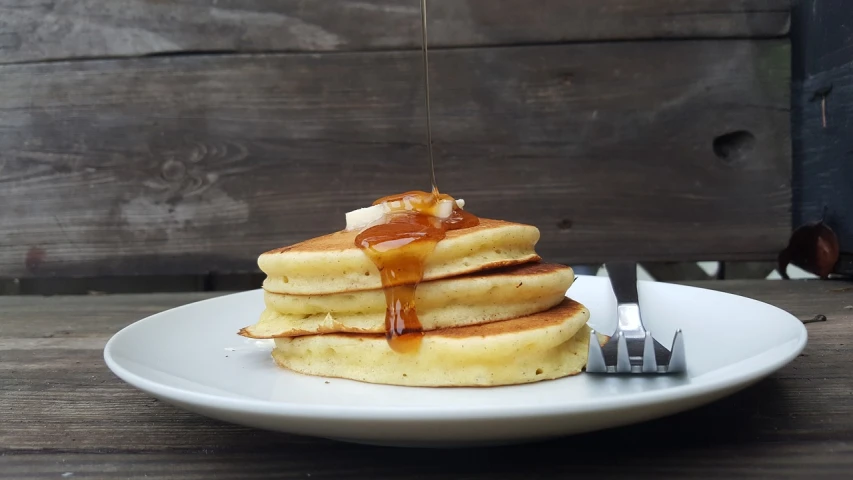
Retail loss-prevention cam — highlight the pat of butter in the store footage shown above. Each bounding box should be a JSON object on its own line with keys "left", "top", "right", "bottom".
{"left": 345, "top": 198, "right": 465, "bottom": 231}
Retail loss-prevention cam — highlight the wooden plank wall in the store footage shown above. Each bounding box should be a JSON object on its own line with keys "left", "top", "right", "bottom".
{"left": 791, "top": 0, "right": 853, "bottom": 276}
{"left": 0, "top": 0, "right": 793, "bottom": 284}
{"left": 0, "top": 0, "right": 792, "bottom": 62}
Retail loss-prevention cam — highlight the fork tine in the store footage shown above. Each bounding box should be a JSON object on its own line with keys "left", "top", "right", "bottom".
{"left": 616, "top": 332, "right": 631, "bottom": 373}
{"left": 586, "top": 329, "right": 607, "bottom": 373}
{"left": 641, "top": 331, "right": 657, "bottom": 373}
{"left": 667, "top": 330, "right": 686, "bottom": 373}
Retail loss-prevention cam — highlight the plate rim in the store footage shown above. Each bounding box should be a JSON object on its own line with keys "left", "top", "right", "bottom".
{"left": 103, "top": 276, "right": 808, "bottom": 421}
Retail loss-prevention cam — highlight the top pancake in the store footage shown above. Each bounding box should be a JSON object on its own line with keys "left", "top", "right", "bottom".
{"left": 259, "top": 217, "right": 541, "bottom": 295}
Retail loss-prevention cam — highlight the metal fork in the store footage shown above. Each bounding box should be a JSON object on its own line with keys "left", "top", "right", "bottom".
{"left": 586, "top": 262, "right": 686, "bottom": 374}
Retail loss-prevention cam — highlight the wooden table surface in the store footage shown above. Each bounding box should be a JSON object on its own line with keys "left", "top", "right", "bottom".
{"left": 2, "top": 280, "right": 852, "bottom": 479}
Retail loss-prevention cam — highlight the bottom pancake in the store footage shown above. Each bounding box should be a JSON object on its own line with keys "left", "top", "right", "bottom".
{"left": 271, "top": 298, "right": 591, "bottom": 387}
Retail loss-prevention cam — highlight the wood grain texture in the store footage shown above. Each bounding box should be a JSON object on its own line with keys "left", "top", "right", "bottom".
{"left": 0, "top": 0, "right": 793, "bottom": 64}
{"left": 0, "top": 40, "right": 791, "bottom": 277}
{"left": 1, "top": 280, "right": 852, "bottom": 479}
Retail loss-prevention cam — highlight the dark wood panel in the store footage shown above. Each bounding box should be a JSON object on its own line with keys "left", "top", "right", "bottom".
{"left": 0, "top": 40, "right": 791, "bottom": 277}
{"left": 2, "top": 446, "right": 852, "bottom": 480}
{"left": 1, "top": 280, "right": 852, "bottom": 479}
{"left": 0, "top": 0, "right": 792, "bottom": 64}
{"left": 791, "top": 0, "right": 853, "bottom": 272}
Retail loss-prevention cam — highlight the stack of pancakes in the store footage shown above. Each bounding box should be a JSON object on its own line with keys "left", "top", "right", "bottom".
{"left": 239, "top": 218, "right": 592, "bottom": 387}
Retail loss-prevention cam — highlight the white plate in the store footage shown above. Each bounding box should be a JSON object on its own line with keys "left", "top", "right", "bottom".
{"left": 104, "top": 276, "right": 807, "bottom": 447}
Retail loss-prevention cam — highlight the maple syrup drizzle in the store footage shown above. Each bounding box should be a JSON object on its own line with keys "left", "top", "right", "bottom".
{"left": 353, "top": 2, "right": 479, "bottom": 353}
{"left": 355, "top": 191, "right": 479, "bottom": 353}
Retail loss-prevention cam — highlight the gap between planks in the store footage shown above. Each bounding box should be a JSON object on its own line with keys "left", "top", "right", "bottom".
{"left": 0, "top": 35, "right": 791, "bottom": 68}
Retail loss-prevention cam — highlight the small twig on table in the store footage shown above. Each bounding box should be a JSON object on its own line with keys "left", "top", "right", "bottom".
{"left": 803, "top": 314, "right": 827, "bottom": 324}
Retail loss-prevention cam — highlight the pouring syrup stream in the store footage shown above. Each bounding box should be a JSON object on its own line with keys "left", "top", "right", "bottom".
{"left": 419, "top": 0, "right": 438, "bottom": 194}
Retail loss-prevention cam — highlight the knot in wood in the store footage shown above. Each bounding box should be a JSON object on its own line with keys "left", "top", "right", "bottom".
{"left": 160, "top": 159, "right": 187, "bottom": 182}
{"left": 712, "top": 130, "right": 755, "bottom": 164}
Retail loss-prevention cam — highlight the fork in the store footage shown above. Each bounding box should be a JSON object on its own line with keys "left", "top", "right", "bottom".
{"left": 586, "top": 262, "right": 686, "bottom": 374}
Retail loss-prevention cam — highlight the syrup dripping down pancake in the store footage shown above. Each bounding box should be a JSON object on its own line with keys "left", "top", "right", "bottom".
{"left": 259, "top": 217, "right": 541, "bottom": 296}
{"left": 240, "top": 263, "right": 574, "bottom": 338}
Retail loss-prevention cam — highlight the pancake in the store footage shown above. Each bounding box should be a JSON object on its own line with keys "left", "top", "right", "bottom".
{"left": 259, "top": 217, "right": 540, "bottom": 295}
{"left": 270, "top": 298, "right": 591, "bottom": 387}
{"left": 240, "top": 263, "right": 575, "bottom": 338}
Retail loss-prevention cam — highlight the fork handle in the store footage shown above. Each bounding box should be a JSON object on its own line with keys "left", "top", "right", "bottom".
{"left": 605, "top": 262, "right": 639, "bottom": 304}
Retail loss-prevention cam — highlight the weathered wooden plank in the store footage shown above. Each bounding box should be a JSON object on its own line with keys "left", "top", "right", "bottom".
{"left": 0, "top": 40, "right": 791, "bottom": 277}
{"left": 0, "top": 0, "right": 792, "bottom": 65}
{"left": 2, "top": 444, "right": 852, "bottom": 480}
{"left": 1, "top": 281, "right": 851, "bottom": 479}
{"left": 0, "top": 292, "right": 218, "bottom": 338}
{"left": 791, "top": 0, "right": 853, "bottom": 274}
{"left": 0, "top": 273, "right": 265, "bottom": 295}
